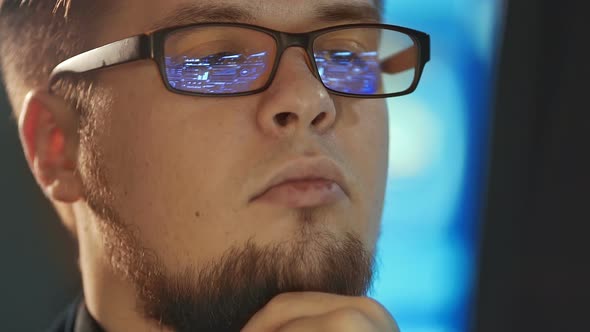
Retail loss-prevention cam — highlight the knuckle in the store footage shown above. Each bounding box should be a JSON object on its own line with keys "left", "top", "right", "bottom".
{"left": 360, "top": 296, "right": 389, "bottom": 315}
{"left": 359, "top": 296, "right": 382, "bottom": 309}
{"left": 358, "top": 297, "right": 397, "bottom": 328}
{"left": 263, "top": 292, "right": 299, "bottom": 314}
{"left": 324, "top": 308, "right": 372, "bottom": 331}
{"left": 268, "top": 292, "right": 298, "bottom": 307}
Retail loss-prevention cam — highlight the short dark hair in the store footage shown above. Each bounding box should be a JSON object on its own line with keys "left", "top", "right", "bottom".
{"left": 0, "top": 0, "right": 101, "bottom": 117}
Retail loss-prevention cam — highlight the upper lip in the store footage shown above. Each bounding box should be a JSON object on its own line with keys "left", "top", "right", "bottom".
{"left": 250, "top": 157, "right": 349, "bottom": 202}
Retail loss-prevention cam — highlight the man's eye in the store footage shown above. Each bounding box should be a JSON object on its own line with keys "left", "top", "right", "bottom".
{"left": 176, "top": 39, "right": 245, "bottom": 58}
{"left": 316, "top": 38, "right": 373, "bottom": 53}
{"left": 200, "top": 52, "right": 245, "bottom": 64}
{"left": 315, "top": 50, "right": 378, "bottom": 65}
{"left": 327, "top": 50, "right": 360, "bottom": 62}
{"left": 182, "top": 48, "right": 240, "bottom": 59}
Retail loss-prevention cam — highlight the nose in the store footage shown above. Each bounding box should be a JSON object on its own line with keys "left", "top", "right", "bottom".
{"left": 256, "top": 48, "right": 337, "bottom": 138}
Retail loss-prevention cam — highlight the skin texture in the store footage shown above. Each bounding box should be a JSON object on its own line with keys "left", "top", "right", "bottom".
{"left": 17, "top": 0, "right": 394, "bottom": 330}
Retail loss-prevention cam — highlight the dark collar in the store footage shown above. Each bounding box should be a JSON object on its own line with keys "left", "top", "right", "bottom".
{"left": 74, "top": 300, "right": 105, "bottom": 332}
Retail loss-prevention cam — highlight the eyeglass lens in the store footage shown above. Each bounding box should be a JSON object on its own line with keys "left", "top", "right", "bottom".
{"left": 164, "top": 26, "right": 419, "bottom": 96}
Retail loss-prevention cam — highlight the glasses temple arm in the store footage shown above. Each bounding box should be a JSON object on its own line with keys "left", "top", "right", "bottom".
{"left": 379, "top": 32, "right": 430, "bottom": 75}
{"left": 48, "top": 34, "right": 151, "bottom": 88}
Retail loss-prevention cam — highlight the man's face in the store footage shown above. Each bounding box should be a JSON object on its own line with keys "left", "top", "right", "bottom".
{"left": 78, "top": 0, "right": 388, "bottom": 329}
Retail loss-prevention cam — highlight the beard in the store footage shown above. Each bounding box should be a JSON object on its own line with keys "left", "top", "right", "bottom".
{"left": 141, "top": 231, "right": 374, "bottom": 331}
{"left": 78, "top": 113, "right": 375, "bottom": 332}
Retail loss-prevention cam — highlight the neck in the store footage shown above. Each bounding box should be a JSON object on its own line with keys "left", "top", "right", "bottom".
{"left": 75, "top": 204, "right": 170, "bottom": 332}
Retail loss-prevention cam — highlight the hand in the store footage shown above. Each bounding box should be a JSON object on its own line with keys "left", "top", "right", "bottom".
{"left": 241, "top": 292, "right": 399, "bottom": 332}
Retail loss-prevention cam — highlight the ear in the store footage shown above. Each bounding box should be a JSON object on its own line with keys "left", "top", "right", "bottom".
{"left": 18, "top": 90, "right": 83, "bottom": 203}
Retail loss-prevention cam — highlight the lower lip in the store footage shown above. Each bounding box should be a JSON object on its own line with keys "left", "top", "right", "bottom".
{"left": 253, "top": 179, "right": 346, "bottom": 208}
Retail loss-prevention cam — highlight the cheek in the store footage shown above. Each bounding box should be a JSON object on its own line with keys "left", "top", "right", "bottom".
{"left": 84, "top": 62, "right": 389, "bottom": 263}
{"left": 90, "top": 65, "right": 259, "bottom": 257}
{"left": 336, "top": 98, "right": 389, "bottom": 242}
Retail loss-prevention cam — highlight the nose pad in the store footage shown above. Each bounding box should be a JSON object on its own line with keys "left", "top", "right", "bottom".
{"left": 255, "top": 47, "right": 337, "bottom": 137}
{"left": 302, "top": 50, "right": 317, "bottom": 77}
{"left": 272, "top": 46, "right": 319, "bottom": 83}
{"left": 272, "top": 47, "right": 321, "bottom": 86}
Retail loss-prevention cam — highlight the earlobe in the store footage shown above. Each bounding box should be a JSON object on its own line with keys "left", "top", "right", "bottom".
{"left": 19, "top": 90, "right": 83, "bottom": 203}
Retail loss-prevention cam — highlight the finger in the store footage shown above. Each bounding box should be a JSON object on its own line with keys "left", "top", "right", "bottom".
{"left": 241, "top": 292, "right": 395, "bottom": 332}
{"left": 242, "top": 292, "right": 352, "bottom": 332}
{"left": 275, "top": 308, "right": 379, "bottom": 332}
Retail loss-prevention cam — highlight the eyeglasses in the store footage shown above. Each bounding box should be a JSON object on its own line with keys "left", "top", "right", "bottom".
{"left": 49, "top": 23, "right": 430, "bottom": 98}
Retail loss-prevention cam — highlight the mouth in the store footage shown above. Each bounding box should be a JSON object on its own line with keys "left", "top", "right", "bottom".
{"left": 249, "top": 158, "right": 348, "bottom": 208}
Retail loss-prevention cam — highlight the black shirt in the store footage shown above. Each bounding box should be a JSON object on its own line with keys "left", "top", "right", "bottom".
{"left": 46, "top": 296, "right": 104, "bottom": 332}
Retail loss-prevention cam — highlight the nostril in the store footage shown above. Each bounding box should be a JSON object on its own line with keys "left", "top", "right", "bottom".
{"left": 311, "top": 112, "right": 327, "bottom": 126}
{"left": 274, "top": 112, "right": 295, "bottom": 127}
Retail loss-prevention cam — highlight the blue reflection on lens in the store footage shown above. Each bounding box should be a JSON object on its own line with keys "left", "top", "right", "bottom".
{"left": 315, "top": 50, "right": 380, "bottom": 94}
{"left": 165, "top": 51, "right": 269, "bottom": 94}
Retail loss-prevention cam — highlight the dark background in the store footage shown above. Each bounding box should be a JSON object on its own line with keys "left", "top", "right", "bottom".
{"left": 1, "top": 0, "right": 589, "bottom": 330}
{"left": 0, "top": 87, "right": 80, "bottom": 328}
{"left": 473, "top": 0, "right": 590, "bottom": 331}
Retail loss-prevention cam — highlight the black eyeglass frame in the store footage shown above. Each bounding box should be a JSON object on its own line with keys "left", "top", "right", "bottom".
{"left": 49, "top": 22, "right": 430, "bottom": 98}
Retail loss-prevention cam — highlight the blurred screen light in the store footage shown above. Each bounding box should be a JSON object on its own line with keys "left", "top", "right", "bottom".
{"left": 372, "top": 1, "right": 505, "bottom": 331}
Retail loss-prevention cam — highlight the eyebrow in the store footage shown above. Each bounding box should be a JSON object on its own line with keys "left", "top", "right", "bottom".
{"left": 148, "top": 2, "right": 382, "bottom": 32}
{"left": 149, "top": 4, "right": 256, "bottom": 31}
{"left": 315, "top": 3, "right": 382, "bottom": 24}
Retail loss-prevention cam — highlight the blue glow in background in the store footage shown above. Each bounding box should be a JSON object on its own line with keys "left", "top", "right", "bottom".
{"left": 373, "top": 1, "right": 504, "bottom": 331}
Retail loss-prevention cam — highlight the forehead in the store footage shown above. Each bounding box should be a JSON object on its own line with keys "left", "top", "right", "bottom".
{"left": 99, "top": 0, "right": 380, "bottom": 40}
